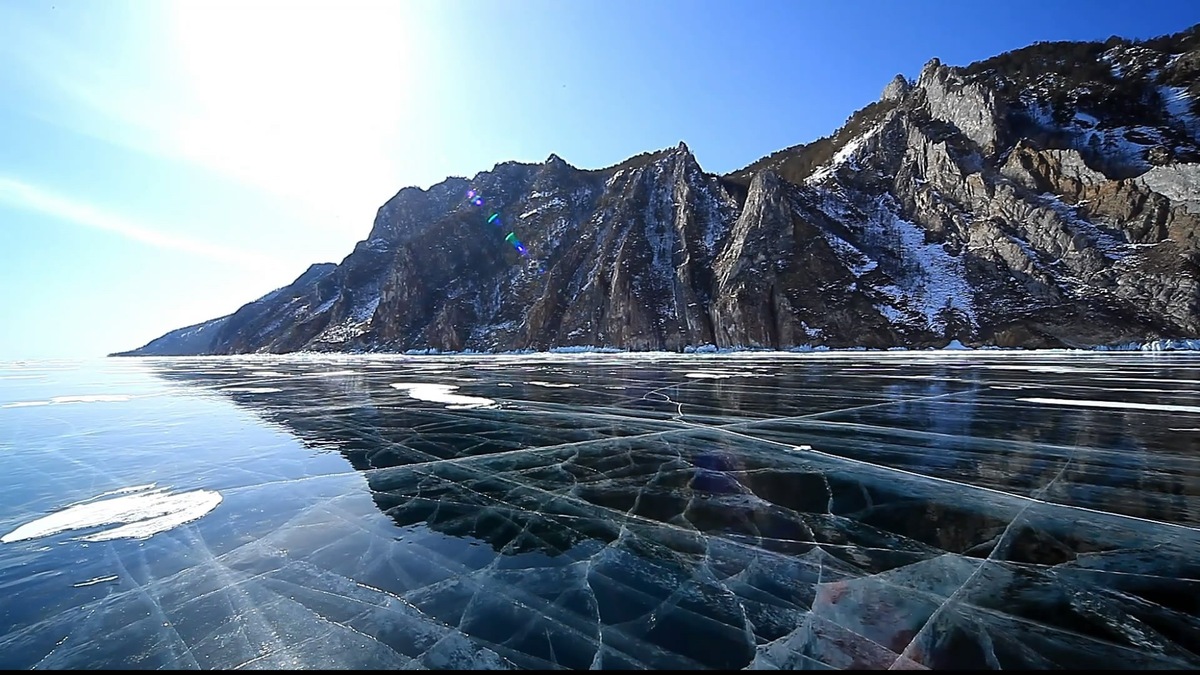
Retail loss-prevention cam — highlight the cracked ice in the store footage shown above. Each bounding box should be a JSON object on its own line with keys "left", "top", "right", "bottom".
{"left": 1, "top": 351, "right": 1199, "bottom": 669}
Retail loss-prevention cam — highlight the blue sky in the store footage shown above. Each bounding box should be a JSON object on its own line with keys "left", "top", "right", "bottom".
{"left": 2, "top": 0, "right": 1198, "bottom": 359}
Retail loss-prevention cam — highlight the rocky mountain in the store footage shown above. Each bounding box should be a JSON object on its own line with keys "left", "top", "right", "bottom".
{"left": 117, "top": 25, "right": 1200, "bottom": 356}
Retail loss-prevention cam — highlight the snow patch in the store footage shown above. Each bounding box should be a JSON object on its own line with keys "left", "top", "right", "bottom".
{"left": 3, "top": 487, "right": 223, "bottom": 543}
{"left": 685, "top": 371, "right": 738, "bottom": 379}
{"left": 72, "top": 575, "right": 119, "bottom": 588}
{"left": 390, "top": 383, "right": 496, "bottom": 409}
{"left": 862, "top": 195, "right": 976, "bottom": 332}
{"left": 1161, "top": 86, "right": 1199, "bottom": 140}
{"left": 3, "top": 394, "right": 134, "bottom": 409}
{"left": 1019, "top": 397, "right": 1200, "bottom": 415}
{"left": 808, "top": 129, "right": 875, "bottom": 185}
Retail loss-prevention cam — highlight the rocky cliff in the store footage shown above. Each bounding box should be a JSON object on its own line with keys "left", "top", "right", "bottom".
{"left": 117, "top": 25, "right": 1200, "bottom": 355}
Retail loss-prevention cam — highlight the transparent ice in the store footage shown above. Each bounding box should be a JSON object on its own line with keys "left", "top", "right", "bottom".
{"left": 1, "top": 352, "right": 1198, "bottom": 669}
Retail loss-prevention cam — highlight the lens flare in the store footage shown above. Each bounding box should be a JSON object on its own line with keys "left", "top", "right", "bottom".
{"left": 504, "top": 231, "right": 528, "bottom": 256}
{"left": 465, "top": 188, "right": 531, "bottom": 258}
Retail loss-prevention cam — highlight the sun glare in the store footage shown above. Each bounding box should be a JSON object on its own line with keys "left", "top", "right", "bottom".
{"left": 167, "top": 0, "right": 423, "bottom": 217}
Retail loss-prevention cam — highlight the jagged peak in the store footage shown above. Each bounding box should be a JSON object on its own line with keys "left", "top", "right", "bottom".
{"left": 303, "top": 262, "right": 337, "bottom": 275}
{"left": 748, "top": 169, "right": 781, "bottom": 191}
{"left": 595, "top": 141, "right": 705, "bottom": 177}
{"left": 919, "top": 57, "right": 943, "bottom": 81}
{"left": 542, "top": 152, "right": 577, "bottom": 171}
{"left": 882, "top": 74, "right": 912, "bottom": 102}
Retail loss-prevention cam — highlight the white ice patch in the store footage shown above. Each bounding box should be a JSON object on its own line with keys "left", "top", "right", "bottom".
{"left": 249, "top": 371, "right": 288, "bottom": 377}
{"left": 2, "top": 394, "right": 134, "bottom": 409}
{"left": 525, "top": 381, "right": 578, "bottom": 388}
{"left": 73, "top": 575, "right": 119, "bottom": 588}
{"left": 1094, "top": 339, "right": 1200, "bottom": 351}
{"left": 685, "top": 371, "right": 739, "bottom": 379}
{"left": 58, "top": 395, "right": 131, "bottom": 404}
{"left": 2, "top": 487, "right": 222, "bottom": 544}
{"left": 1019, "top": 397, "right": 1200, "bottom": 415}
{"left": 547, "top": 346, "right": 623, "bottom": 354}
{"left": 390, "top": 383, "right": 496, "bottom": 409}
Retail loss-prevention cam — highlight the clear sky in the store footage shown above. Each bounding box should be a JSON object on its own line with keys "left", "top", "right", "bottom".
{"left": 2, "top": 0, "right": 1198, "bottom": 359}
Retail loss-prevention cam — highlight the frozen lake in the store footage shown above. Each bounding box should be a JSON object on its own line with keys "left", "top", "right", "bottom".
{"left": 1, "top": 352, "right": 1199, "bottom": 669}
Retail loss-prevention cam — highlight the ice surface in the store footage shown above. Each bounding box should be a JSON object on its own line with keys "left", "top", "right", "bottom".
{"left": 1, "top": 353, "right": 1199, "bottom": 669}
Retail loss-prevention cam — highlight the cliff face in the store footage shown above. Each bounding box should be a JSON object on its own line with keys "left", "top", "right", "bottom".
{"left": 117, "top": 25, "right": 1200, "bottom": 356}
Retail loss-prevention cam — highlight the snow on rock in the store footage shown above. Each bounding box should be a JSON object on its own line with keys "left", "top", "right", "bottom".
{"left": 808, "top": 129, "right": 876, "bottom": 185}
{"left": 858, "top": 194, "right": 975, "bottom": 332}
{"left": 1160, "top": 85, "right": 1200, "bottom": 142}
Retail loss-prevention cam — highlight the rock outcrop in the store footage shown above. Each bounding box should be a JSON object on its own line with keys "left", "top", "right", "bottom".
{"left": 115, "top": 24, "right": 1200, "bottom": 356}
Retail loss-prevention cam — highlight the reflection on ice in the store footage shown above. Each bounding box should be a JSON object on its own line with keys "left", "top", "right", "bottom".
{"left": 2, "top": 486, "right": 222, "bottom": 543}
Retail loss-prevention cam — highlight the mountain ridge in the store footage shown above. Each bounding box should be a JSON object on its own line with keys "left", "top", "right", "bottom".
{"left": 115, "top": 24, "right": 1200, "bottom": 356}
